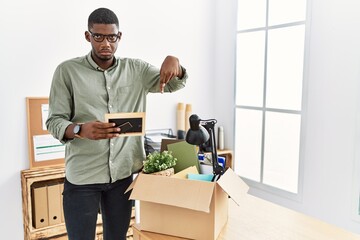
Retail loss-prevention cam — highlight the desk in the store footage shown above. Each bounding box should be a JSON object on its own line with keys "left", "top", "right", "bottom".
{"left": 132, "top": 194, "right": 360, "bottom": 240}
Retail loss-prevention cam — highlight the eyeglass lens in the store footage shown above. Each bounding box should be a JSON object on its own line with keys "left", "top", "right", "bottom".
{"left": 89, "top": 31, "right": 120, "bottom": 43}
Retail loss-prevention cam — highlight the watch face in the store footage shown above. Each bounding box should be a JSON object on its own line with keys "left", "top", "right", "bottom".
{"left": 73, "top": 124, "right": 81, "bottom": 134}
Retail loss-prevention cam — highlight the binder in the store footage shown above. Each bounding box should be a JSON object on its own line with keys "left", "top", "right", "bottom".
{"left": 32, "top": 184, "right": 49, "bottom": 228}
{"left": 47, "top": 183, "right": 62, "bottom": 225}
{"left": 59, "top": 182, "right": 64, "bottom": 223}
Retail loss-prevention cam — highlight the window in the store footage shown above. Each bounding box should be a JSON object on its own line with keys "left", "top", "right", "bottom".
{"left": 352, "top": 121, "right": 360, "bottom": 221}
{"left": 235, "top": 0, "right": 307, "bottom": 194}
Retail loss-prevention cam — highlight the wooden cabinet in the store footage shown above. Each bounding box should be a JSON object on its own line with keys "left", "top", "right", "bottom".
{"left": 22, "top": 166, "right": 67, "bottom": 240}
{"left": 21, "top": 166, "right": 134, "bottom": 240}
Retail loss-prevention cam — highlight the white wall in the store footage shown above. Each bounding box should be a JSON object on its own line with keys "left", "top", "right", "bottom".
{"left": 1, "top": 0, "right": 360, "bottom": 239}
{"left": 299, "top": 0, "right": 360, "bottom": 233}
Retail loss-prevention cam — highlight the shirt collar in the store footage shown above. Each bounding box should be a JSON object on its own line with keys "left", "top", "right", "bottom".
{"left": 86, "top": 51, "right": 119, "bottom": 72}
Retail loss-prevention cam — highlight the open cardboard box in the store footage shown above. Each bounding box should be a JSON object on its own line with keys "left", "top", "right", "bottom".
{"left": 126, "top": 168, "right": 249, "bottom": 240}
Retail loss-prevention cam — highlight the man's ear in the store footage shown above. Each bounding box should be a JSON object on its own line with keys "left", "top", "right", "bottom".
{"left": 85, "top": 31, "right": 91, "bottom": 42}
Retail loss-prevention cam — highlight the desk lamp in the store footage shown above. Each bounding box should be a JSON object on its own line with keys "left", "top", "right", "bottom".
{"left": 185, "top": 114, "right": 225, "bottom": 181}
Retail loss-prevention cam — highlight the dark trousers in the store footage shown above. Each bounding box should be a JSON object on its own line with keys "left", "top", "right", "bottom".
{"left": 63, "top": 176, "right": 133, "bottom": 240}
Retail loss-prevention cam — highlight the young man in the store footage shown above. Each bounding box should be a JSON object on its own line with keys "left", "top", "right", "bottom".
{"left": 46, "top": 8, "right": 187, "bottom": 240}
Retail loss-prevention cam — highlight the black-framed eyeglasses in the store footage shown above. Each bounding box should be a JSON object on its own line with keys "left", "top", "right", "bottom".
{"left": 88, "top": 30, "right": 121, "bottom": 43}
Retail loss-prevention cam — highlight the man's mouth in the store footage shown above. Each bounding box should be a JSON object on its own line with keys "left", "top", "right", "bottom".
{"left": 100, "top": 51, "right": 112, "bottom": 55}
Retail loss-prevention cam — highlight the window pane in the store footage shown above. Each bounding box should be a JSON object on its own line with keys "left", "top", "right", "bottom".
{"left": 236, "top": 31, "right": 265, "bottom": 107}
{"left": 237, "top": 0, "right": 267, "bottom": 30}
{"left": 263, "top": 112, "right": 300, "bottom": 193}
{"left": 266, "top": 25, "right": 305, "bottom": 110}
{"left": 268, "top": 0, "right": 306, "bottom": 26}
{"left": 235, "top": 108, "right": 263, "bottom": 181}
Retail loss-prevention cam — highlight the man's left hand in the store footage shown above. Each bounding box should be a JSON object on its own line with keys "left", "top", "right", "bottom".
{"left": 159, "top": 55, "right": 183, "bottom": 93}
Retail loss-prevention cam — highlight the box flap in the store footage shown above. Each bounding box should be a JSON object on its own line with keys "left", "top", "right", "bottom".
{"left": 216, "top": 168, "right": 249, "bottom": 206}
{"left": 129, "top": 173, "right": 215, "bottom": 213}
{"left": 171, "top": 166, "right": 198, "bottom": 179}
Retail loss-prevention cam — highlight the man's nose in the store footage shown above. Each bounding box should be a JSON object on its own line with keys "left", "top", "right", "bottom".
{"left": 102, "top": 38, "right": 111, "bottom": 45}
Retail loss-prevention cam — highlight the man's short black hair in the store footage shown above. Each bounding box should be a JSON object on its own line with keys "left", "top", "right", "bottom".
{"left": 88, "top": 8, "right": 119, "bottom": 30}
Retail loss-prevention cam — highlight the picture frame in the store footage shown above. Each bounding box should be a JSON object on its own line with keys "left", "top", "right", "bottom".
{"left": 105, "top": 112, "right": 146, "bottom": 137}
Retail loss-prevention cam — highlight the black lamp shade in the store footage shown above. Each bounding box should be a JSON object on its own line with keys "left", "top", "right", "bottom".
{"left": 185, "top": 114, "right": 210, "bottom": 145}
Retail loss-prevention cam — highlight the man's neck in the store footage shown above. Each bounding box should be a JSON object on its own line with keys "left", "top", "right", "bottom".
{"left": 91, "top": 53, "right": 115, "bottom": 70}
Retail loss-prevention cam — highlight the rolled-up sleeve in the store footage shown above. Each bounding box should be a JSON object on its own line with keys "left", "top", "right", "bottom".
{"left": 137, "top": 59, "right": 187, "bottom": 93}
{"left": 46, "top": 64, "right": 73, "bottom": 144}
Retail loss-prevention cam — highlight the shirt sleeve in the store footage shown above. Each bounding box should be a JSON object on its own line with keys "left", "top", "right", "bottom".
{"left": 137, "top": 59, "right": 188, "bottom": 93}
{"left": 46, "top": 64, "right": 74, "bottom": 144}
{"left": 163, "top": 65, "right": 188, "bottom": 93}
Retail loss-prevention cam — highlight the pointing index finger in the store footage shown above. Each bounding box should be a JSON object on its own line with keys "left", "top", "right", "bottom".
{"left": 160, "top": 82, "right": 166, "bottom": 93}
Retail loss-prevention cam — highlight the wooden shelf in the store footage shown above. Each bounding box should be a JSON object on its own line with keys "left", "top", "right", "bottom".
{"left": 21, "top": 166, "right": 135, "bottom": 239}
{"left": 21, "top": 166, "right": 106, "bottom": 240}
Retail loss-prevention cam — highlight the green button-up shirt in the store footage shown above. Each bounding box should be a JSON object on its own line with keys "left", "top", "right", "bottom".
{"left": 46, "top": 52, "right": 187, "bottom": 185}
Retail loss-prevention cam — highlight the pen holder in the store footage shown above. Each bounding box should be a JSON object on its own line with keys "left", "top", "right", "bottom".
{"left": 177, "top": 130, "right": 185, "bottom": 139}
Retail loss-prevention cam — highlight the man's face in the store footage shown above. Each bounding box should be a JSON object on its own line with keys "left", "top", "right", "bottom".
{"left": 85, "top": 23, "right": 121, "bottom": 67}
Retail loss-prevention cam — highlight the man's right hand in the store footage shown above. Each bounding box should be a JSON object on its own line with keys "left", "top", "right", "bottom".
{"left": 66, "top": 121, "right": 121, "bottom": 140}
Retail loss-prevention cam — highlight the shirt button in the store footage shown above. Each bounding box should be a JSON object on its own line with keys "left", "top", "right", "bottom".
{"left": 107, "top": 87, "right": 111, "bottom": 90}
{"left": 109, "top": 105, "right": 112, "bottom": 108}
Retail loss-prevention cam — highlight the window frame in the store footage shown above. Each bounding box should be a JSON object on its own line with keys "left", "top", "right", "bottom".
{"left": 351, "top": 113, "right": 360, "bottom": 221}
{"left": 234, "top": 0, "right": 311, "bottom": 200}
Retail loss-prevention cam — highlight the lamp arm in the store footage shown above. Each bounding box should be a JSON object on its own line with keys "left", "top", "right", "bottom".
{"left": 208, "top": 124, "right": 225, "bottom": 180}
{"left": 208, "top": 126, "right": 218, "bottom": 168}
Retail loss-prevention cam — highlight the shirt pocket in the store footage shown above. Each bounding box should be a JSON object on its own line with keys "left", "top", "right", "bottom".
{"left": 117, "top": 85, "right": 132, "bottom": 94}
{"left": 113, "top": 85, "right": 135, "bottom": 103}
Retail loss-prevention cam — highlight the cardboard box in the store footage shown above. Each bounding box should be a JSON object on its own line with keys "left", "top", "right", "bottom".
{"left": 127, "top": 168, "right": 249, "bottom": 240}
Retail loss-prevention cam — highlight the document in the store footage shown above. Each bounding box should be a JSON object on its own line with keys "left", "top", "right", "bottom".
{"left": 33, "top": 134, "right": 65, "bottom": 161}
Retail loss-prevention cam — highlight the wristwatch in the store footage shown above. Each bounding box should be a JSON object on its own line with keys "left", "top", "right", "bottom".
{"left": 73, "top": 124, "right": 83, "bottom": 138}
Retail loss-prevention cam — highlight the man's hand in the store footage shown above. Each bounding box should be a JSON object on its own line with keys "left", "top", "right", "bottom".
{"left": 159, "top": 55, "right": 183, "bottom": 93}
{"left": 69, "top": 121, "right": 121, "bottom": 140}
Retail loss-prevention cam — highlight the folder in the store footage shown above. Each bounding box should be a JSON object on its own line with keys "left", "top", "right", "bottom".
{"left": 47, "top": 183, "right": 62, "bottom": 225}
{"left": 32, "top": 184, "right": 49, "bottom": 228}
{"left": 160, "top": 138, "right": 184, "bottom": 152}
{"left": 59, "top": 182, "right": 64, "bottom": 223}
{"left": 167, "top": 141, "right": 200, "bottom": 173}
{"left": 187, "top": 173, "right": 214, "bottom": 182}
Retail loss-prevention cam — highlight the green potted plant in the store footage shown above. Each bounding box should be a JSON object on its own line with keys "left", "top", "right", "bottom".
{"left": 143, "top": 151, "right": 177, "bottom": 176}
